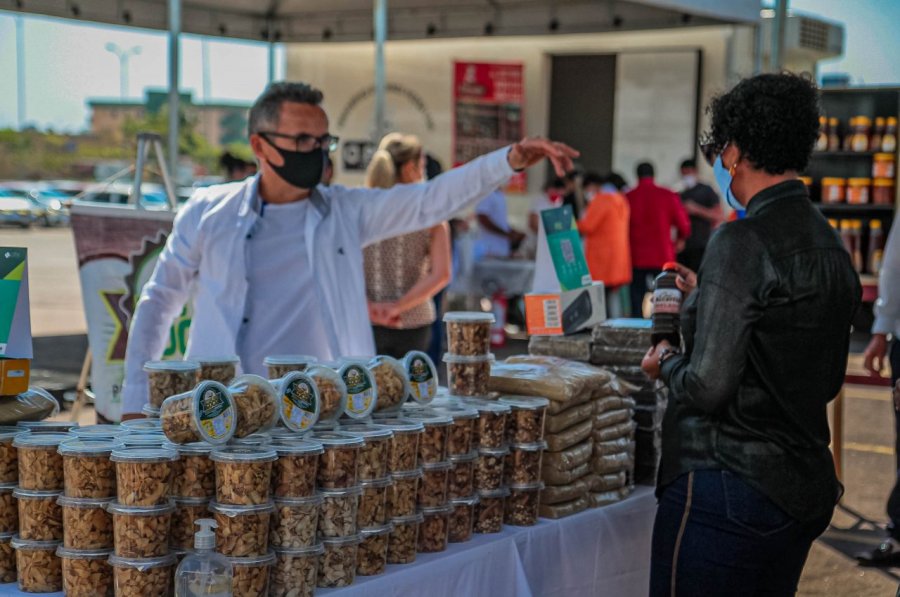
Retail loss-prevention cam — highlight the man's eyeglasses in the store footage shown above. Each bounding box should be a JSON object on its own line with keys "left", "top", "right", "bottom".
{"left": 258, "top": 131, "right": 339, "bottom": 153}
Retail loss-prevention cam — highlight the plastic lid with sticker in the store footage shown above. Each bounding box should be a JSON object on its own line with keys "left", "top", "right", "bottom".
{"left": 208, "top": 501, "right": 275, "bottom": 517}
{"left": 228, "top": 551, "right": 277, "bottom": 567}
{"left": 143, "top": 360, "right": 200, "bottom": 373}
{"left": 359, "top": 522, "right": 393, "bottom": 537}
{"left": 510, "top": 440, "right": 548, "bottom": 452}
{"left": 109, "top": 553, "right": 178, "bottom": 570}
{"left": 338, "top": 361, "right": 378, "bottom": 419}
{"left": 339, "top": 423, "right": 393, "bottom": 441}
{"left": 402, "top": 351, "right": 438, "bottom": 405}
{"left": 165, "top": 380, "right": 237, "bottom": 445}
{"left": 69, "top": 425, "right": 127, "bottom": 440}
{"left": 308, "top": 431, "right": 364, "bottom": 449}
{"left": 58, "top": 438, "right": 124, "bottom": 457}
{"left": 498, "top": 395, "right": 551, "bottom": 411}
{"left": 274, "top": 371, "right": 321, "bottom": 433}
{"left": 109, "top": 447, "right": 178, "bottom": 463}
{"left": 442, "top": 312, "right": 495, "bottom": 324}
{"left": 209, "top": 446, "right": 277, "bottom": 463}
{"left": 13, "top": 432, "right": 70, "bottom": 449}
{"left": 105, "top": 501, "right": 176, "bottom": 516}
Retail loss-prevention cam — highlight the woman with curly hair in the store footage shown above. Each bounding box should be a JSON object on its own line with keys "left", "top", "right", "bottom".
{"left": 641, "top": 73, "right": 861, "bottom": 595}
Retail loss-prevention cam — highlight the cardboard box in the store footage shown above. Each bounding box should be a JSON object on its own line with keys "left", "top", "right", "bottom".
{"left": 0, "top": 358, "right": 29, "bottom": 396}
{"left": 525, "top": 294, "right": 563, "bottom": 336}
{"left": 0, "top": 248, "right": 32, "bottom": 360}
{"left": 561, "top": 282, "right": 607, "bottom": 334}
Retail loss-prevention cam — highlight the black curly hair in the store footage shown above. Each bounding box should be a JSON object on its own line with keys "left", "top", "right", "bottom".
{"left": 702, "top": 73, "right": 821, "bottom": 175}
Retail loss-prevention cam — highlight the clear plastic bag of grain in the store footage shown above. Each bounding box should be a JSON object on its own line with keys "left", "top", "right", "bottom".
{"left": 11, "top": 536, "right": 62, "bottom": 592}
{"left": 418, "top": 461, "right": 451, "bottom": 508}
{"left": 378, "top": 418, "right": 424, "bottom": 473}
{"left": 317, "top": 534, "right": 361, "bottom": 588}
{"left": 170, "top": 441, "right": 216, "bottom": 498}
{"left": 404, "top": 410, "right": 452, "bottom": 464}
{"left": 170, "top": 497, "right": 211, "bottom": 550}
{"left": 59, "top": 438, "right": 123, "bottom": 499}
{"left": 270, "top": 494, "right": 321, "bottom": 549}
{"left": 143, "top": 360, "right": 201, "bottom": 409}
{"left": 264, "top": 355, "right": 318, "bottom": 380}
{"left": 402, "top": 351, "right": 439, "bottom": 405}
{"left": 110, "top": 447, "right": 178, "bottom": 506}
{"left": 387, "top": 513, "right": 423, "bottom": 565}
{"left": 13, "top": 432, "right": 68, "bottom": 491}
{"left": 368, "top": 355, "right": 412, "bottom": 413}
{"left": 209, "top": 500, "right": 274, "bottom": 557}
{"left": 448, "top": 495, "right": 479, "bottom": 543}
{"left": 228, "top": 375, "right": 280, "bottom": 439}
{"left": 197, "top": 356, "right": 240, "bottom": 385}
{"left": 443, "top": 354, "right": 493, "bottom": 397}
{"left": 340, "top": 423, "right": 392, "bottom": 481}
{"left": 108, "top": 501, "right": 174, "bottom": 558}
{"left": 272, "top": 372, "right": 321, "bottom": 434}
{"left": 357, "top": 523, "right": 392, "bottom": 576}
{"left": 306, "top": 365, "right": 348, "bottom": 425}
{"left": 504, "top": 441, "right": 547, "bottom": 486}
{"left": 357, "top": 476, "right": 390, "bottom": 528}
{"left": 229, "top": 551, "right": 275, "bottom": 597}
{"left": 210, "top": 447, "right": 278, "bottom": 506}
{"left": 417, "top": 504, "right": 452, "bottom": 553}
{"left": 58, "top": 496, "right": 114, "bottom": 550}
{"left": 310, "top": 431, "right": 364, "bottom": 490}
{"left": 271, "top": 440, "right": 323, "bottom": 498}
{"left": 462, "top": 399, "right": 511, "bottom": 449}
{"left": 474, "top": 487, "right": 509, "bottom": 534}
{"left": 474, "top": 445, "right": 509, "bottom": 492}
{"left": 499, "top": 395, "right": 550, "bottom": 444}
{"left": 434, "top": 404, "right": 478, "bottom": 457}
{"left": 108, "top": 553, "right": 176, "bottom": 597}
{"left": 443, "top": 311, "right": 494, "bottom": 356}
{"left": 0, "top": 531, "right": 14, "bottom": 583}
{"left": 385, "top": 468, "right": 422, "bottom": 518}
{"left": 14, "top": 488, "right": 62, "bottom": 541}
{"left": 160, "top": 381, "right": 237, "bottom": 445}
{"left": 0, "top": 427, "right": 25, "bottom": 485}
{"left": 317, "top": 486, "right": 361, "bottom": 539}
{"left": 448, "top": 450, "right": 477, "bottom": 499}
{"left": 57, "top": 546, "right": 114, "bottom": 597}
{"left": 504, "top": 481, "right": 544, "bottom": 526}
{"left": 0, "top": 483, "right": 17, "bottom": 534}
{"left": 270, "top": 543, "right": 322, "bottom": 597}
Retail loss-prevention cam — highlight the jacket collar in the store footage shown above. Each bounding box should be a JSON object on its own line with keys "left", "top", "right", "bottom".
{"left": 238, "top": 173, "right": 330, "bottom": 219}
{"left": 746, "top": 179, "right": 808, "bottom": 217}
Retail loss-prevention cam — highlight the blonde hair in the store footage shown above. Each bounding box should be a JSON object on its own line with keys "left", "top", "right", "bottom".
{"left": 365, "top": 132, "right": 423, "bottom": 189}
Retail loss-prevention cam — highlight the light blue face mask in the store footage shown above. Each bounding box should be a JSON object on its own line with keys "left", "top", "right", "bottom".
{"left": 713, "top": 155, "right": 743, "bottom": 210}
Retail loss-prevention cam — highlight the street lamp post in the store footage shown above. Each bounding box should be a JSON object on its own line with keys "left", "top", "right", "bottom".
{"left": 105, "top": 43, "right": 142, "bottom": 99}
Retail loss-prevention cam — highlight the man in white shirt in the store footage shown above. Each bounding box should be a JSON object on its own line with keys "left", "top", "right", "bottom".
{"left": 474, "top": 189, "right": 524, "bottom": 260}
{"left": 121, "top": 82, "right": 577, "bottom": 418}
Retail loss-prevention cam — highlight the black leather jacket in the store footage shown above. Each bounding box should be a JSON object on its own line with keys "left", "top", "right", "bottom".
{"left": 659, "top": 180, "right": 862, "bottom": 522}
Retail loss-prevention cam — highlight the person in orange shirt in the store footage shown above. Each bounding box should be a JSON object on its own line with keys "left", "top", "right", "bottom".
{"left": 578, "top": 172, "right": 632, "bottom": 318}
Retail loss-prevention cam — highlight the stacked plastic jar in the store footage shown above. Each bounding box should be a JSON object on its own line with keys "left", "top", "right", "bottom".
{"left": 442, "top": 312, "right": 496, "bottom": 397}
{"left": 498, "top": 395, "right": 549, "bottom": 527}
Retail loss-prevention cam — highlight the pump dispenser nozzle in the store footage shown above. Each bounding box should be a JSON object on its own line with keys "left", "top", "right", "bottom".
{"left": 194, "top": 518, "right": 217, "bottom": 550}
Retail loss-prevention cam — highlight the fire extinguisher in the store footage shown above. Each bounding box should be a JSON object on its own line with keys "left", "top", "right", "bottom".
{"left": 490, "top": 290, "right": 507, "bottom": 348}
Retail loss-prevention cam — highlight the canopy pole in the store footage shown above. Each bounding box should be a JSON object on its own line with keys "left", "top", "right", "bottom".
{"left": 771, "top": 0, "right": 788, "bottom": 71}
{"left": 168, "top": 0, "right": 181, "bottom": 182}
{"left": 373, "top": 0, "right": 387, "bottom": 143}
{"left": 15, "top": 16, "right": 25, "bottom": 128}
{"left": 267, "top": 18, "right": 276, "bottom": 83}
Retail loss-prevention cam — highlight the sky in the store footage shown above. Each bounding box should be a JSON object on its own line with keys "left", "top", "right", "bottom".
{"left": 0, "top": 1, "right": 899, "bottom": 133}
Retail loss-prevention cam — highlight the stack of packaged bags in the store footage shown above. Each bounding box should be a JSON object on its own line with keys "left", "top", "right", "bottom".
{"left": 488, "top": 356, "right": 635, "bottom": 519}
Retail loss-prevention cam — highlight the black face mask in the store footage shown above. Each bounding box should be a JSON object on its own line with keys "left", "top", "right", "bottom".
{"left": 263, "top": 143, "right": 324, "bottom": 190}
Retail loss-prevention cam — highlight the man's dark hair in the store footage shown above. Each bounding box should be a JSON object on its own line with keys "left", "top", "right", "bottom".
{"left": 545, "top": 177, "right": 567, "bottom": 191}
{"left": 248, "top": 81, "right": 325, "bottom": 136}
{"left": 636, "top": 162, "right": 654, "bottom": 179}
{"left": 606, "top": 172, "right": 627, "bottom": 191}
{"left": 582, "top": 172, "right": 604, "bottom": 187}
{"left": 680, "top": 158, "right": 697, "bottom": 171}
{"left": 703, "top": 72, "right": 820, "bottom": 175}
{"left": 425, "top": 154, "right": 444, "bottom": 180}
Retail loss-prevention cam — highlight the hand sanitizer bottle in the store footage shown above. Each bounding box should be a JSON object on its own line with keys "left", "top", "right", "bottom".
{"left": 175, "top": 518, "right": 233, "bottom": 597}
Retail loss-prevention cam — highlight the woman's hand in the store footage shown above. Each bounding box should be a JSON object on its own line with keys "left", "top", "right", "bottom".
{"left": 641, "top": 340, "right": 673, "bottom": 380}
{"left": 863, "top": 333, "right": 888, "bottom": 376}
{"left": 369, "top": 302, "right": 401, "bottom": 326}
{"left": 673, "top": 263, "right": 698, "bottom": 297}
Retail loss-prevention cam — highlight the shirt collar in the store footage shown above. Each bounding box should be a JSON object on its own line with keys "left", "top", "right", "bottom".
{"left": 746, "top": 179, "right": 808, "bottom": 217}
{"left": 238, "top": 173, "right": 330, "bottom": 219}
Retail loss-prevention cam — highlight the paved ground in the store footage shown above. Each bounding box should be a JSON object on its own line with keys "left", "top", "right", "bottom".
{"left": 3, "top": 225, "right": 900, "bottom": 595}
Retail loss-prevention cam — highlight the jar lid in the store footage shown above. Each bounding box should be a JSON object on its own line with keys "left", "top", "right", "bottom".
{"left": 498, "top": 395, "right": 550, "bottom": 410}
{"left": 272, "top": 439, "right": 324, "bottom": 455}
{"left": 227, "top": 434, "right": 272, "bottom": 448}
{"left": 175, "top": 441, "right": 214, "bottom": 455}
{"left": 874, "top": 178, "right": 895, "bottom": 187}
{"left": 433, "top": 405, "right": 479, "bottom": 420}
{"left": 509, "top": 481, "right": 545, "bottom": 491}
{"left": 510, "top": 441, "right": 548, "bottom": 452}
{"left": 208, "top": 501, "right": 275, "bottom": 516}
{"left": 338, "top": 362, "right": 378, "bottom": 419}
{"left": 142, "top": 404, "right": 161, "bottom": 417}
{"left": 196, "top": 356, "right": 240, "bottom": 365}
{"left": 56, "top": 546, "right": 113, "bottom": 560}
{"left": 359, "top": 523, "right": 393, "bottom": 537}
{"left": 172, "top": 496, "right": 211, "bottom": 506}
{"left": 120, "top": 433, "right": 169, "bottom": 448}
{"left": 17, "top": 420, "right": 77, "bottom": 432}
{"left": 57, "top": 495, "right": 114, "bottom": 508}
{"left": 210, "top": 446, "right": 277, "bottom": 463}
{"left": 319, "top": 485, "right": 363, "bottom": 498}
{"left": 321, "top": 534, "right": 362, "bottom": 547}
{"left": 58, "top": 438, "right": 124, "bottom": 456}
{"left": 821, "top": 177, "right": 846, "bottom": 185}
{"left": 848, "top": 177, "right": 872, "bottom": 185}
{"left": 164, "top": 380, "right": 237, "bottom": 445}
{"left": 449, "top": 494, "right": 480, "bottom": 507}
{"left": 110, "top": 447, "right": 178, "bottom": 463}
{"left": 389, "top": 468, "right": 423, "bottom": 480}
{"left": 340, "top": 423, "right": 393, "bottom": 441}
{"left": 404, "top": 411, "right": 453, "bottom": 426}
{"left": 478, "top": 445, "right": 510, "bottom": 456}
{"left": 273, "top": 543, "right": 325, "bottom": 556}
{"left": 0, "top": 531, "right": 13, "bottom": 541}
{"left": 376, "top": 418, "right": 424, "bottom": 434}
{"left": 10, "top": 536, "right": 61, "bottom": 550}
{"left": 274, "top": 372, "right": 321, "bottom": 433}
{"left": 229, "top": 551, "right": 277, "bottom": 567}
{"left": 448, "top": 450, "right": 478, "bottom": 464}
{"left": 13, "top": 432, "right": 70, "bottom": 448}
{"left": 13, "top": 488, "right": 61, "bottom": 499}
{"left": 422, "top": 460, "right": 452, "bottom": 471}
{"left": 390, "top": 512, "right": 425, "bottom": 525}
{"left": 273, "top": 494, "right": 323, "bottom": 507}
{"left": 442, "top": 353, "right": 495, "bottom": 364}
{"left": 109, "top": 553, "right": 177, "bottom": 570}
{"left": 106, "top": 501, "right": 175, "bottom": 516}
{"left": 143, "top": 360, "right": 200, "bottom": 372}
{"left": 402, "top": 351, "right": 438, "bottom": 405}
{"left": 264, "top": 355, "right": 318, "bottom": 367}
{"left": 308, "top": 431, "right": 364, "bottom": 448}
{"left": 0, "top": 426, "right": 25, "bottom": 440}
{"left": 69, "top": 425, "right": 128, "bottom": 439}
{"left": 0, "top": 483, "right": 13, "bottom": 494}
{"left": 443, "top": 311, "right": 495, "bottom": 324}
{"left": 477, "top": 487, "right": 511, "bottom": 499}
{"left": 461, "top": 399, "right": 511, "bottom": 414}
{"left": 874, "top": 153, "right": 895, "bottom": 160}
{"left": 360, "top": 476, "right": 392, "bottom": 489}
{"left": 418, "top": 504, "right": 453, "bottom": 515}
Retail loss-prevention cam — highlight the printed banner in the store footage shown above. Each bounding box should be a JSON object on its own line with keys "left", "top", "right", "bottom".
{"left": 0, "top": 248, "right": 29, "bottom": 357}
{"left": 71, "top": 204, "right": 191, "bottom": 421}
{"left": 453, "top": 61, "right": 526, "bottom": 193}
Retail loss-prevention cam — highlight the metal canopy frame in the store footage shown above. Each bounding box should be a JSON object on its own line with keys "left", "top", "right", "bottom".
{"left": 2, "top": 0, "right": 759, "bottom": 178}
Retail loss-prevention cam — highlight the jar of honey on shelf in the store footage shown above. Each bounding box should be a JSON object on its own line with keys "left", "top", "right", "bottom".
{"left": 847, "top": 178, "right": 872, "bottom": 204}
{"left": 873, "top": 153, "right": 896, "bottom": 179}
{"left": 884, "top": 117, "right": 898, "bottom": 153}
{"left": 828, "top": 117, "right": 841, "bottom": 152}
{"left": 871, "top": 117, "right": 886, "bottom": 152}
{"left": 821, "top": 177, "right": 846, "bottom": 203}
{"left": 873, "top": 178, "right": 895, "bottom": 205}
{"left": 851, "top": 117, "right": 872, "bottom": 153}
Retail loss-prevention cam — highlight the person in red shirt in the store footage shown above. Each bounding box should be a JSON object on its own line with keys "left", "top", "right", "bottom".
{"left": 578, "top": 172, "right": 632, "bottom": 318}
{"left": 626, "top": 162, "right": 690, "bottom": 317}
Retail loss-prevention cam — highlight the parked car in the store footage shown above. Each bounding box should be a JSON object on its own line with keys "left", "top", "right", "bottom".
{"left": 0, "top": 190, "right": 37, "bottom": 228}
{"left": 76, "top": 183, "right": 171, "bottom": 210}
{"left": 0, "top": 187, "right": 70, "bottom": 227}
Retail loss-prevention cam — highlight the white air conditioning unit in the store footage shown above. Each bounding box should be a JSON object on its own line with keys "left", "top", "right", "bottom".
{"left": 759, "top": 11, "right": 844, "bottom": 73}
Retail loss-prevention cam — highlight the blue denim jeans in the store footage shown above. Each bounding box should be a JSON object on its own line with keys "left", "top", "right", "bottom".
{"left": 650, "top": 469, "right": 831, "bottom": 596}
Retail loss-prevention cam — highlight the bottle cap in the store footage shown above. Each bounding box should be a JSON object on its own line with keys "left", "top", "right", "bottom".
{"left": 194, "top": 518, "right": 217, "bottom": 550}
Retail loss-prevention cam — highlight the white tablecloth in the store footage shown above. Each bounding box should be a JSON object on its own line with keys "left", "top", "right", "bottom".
{"left": 0, "top": 487, "right": 655, "bottom": 597}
